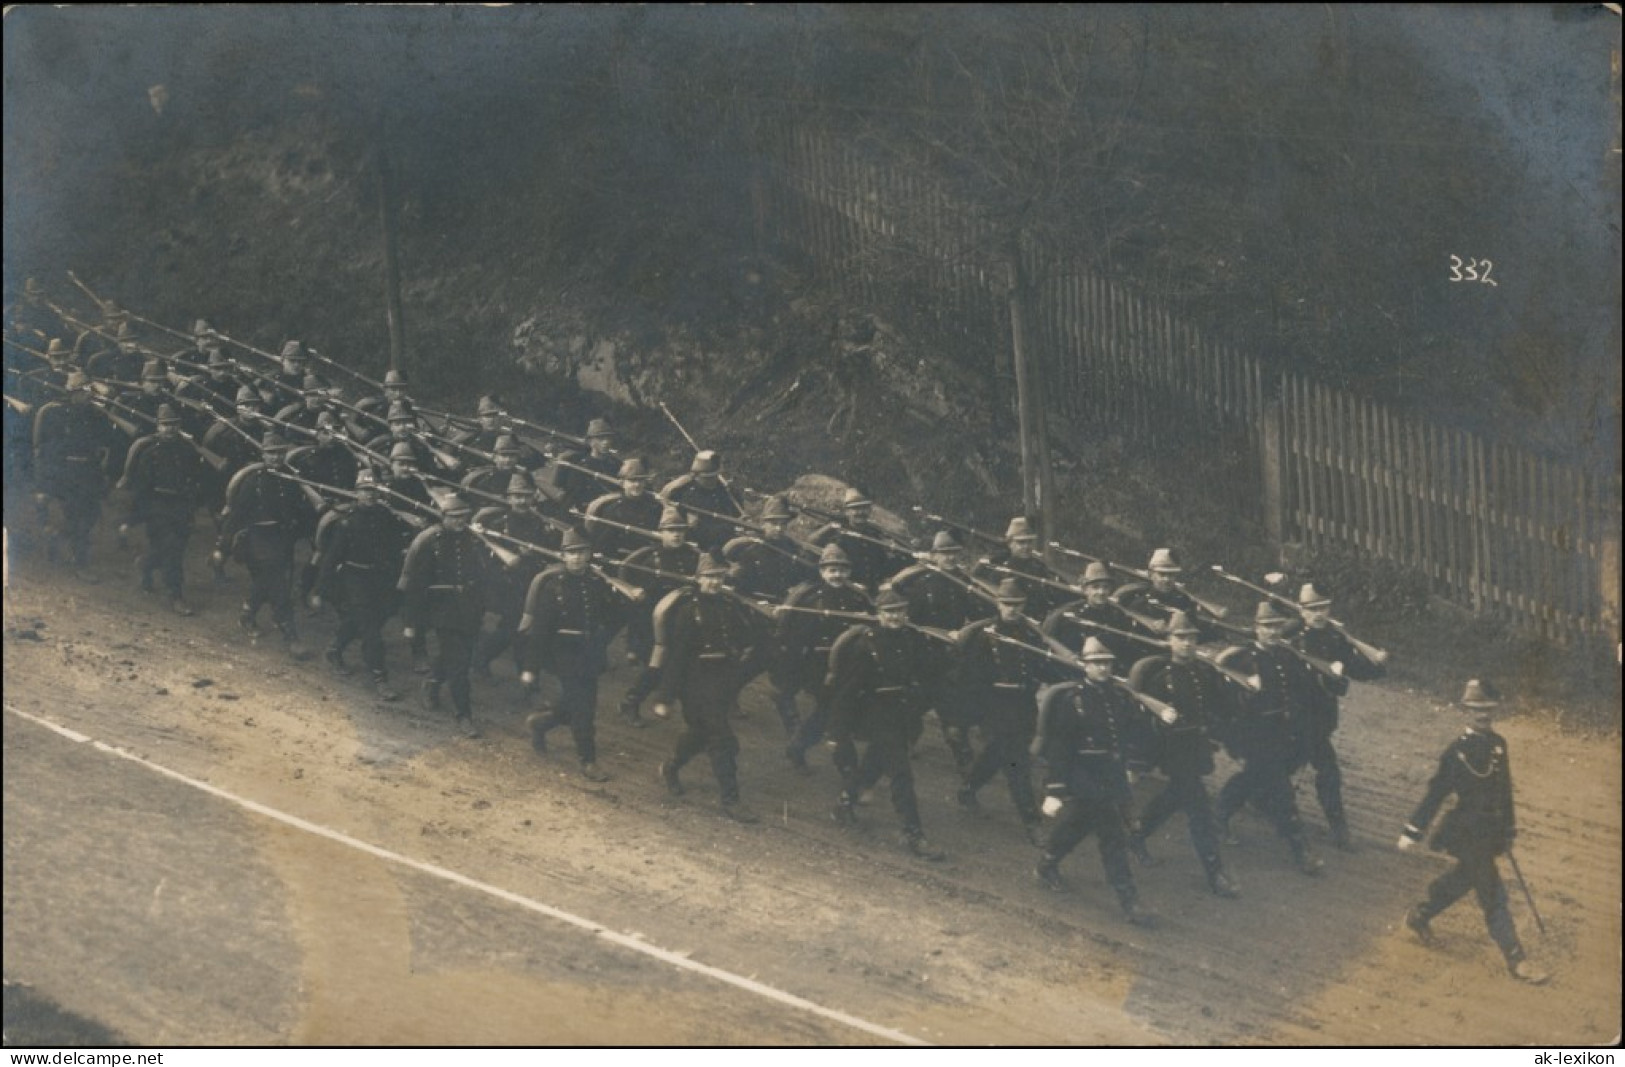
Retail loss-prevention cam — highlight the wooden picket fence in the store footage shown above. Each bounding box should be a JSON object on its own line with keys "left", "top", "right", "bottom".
{"left": 751, "top": 124, "right": 1622, "bottom": 643}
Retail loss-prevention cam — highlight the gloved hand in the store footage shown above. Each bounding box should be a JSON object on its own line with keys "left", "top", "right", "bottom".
{"left": 1041, "top": 795, "right": 1064, "bottom": 818}
{"left": 652, "top": 702, "right": 671, "bottom": 719}
{"left": 520, "top": 671, "right": 536, "bottom": 686}
{"left": 1397, "top": 834, "right": 1417, "bottom": 853}
{"left": 308, "top": 594, "right": 322, "bottom": 610}
{"left": 403, "top": 626, "right": 416, "bottom": 640}
{"left": 1331, "top": 661, "right": 1345, "bottom": 677}
{"left": 211, "top": 549, "right": 225, "bottom": 566}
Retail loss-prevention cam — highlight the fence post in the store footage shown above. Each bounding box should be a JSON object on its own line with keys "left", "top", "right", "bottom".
{"left": 1261, "top": 394, "right": 1287, "bottom": 558}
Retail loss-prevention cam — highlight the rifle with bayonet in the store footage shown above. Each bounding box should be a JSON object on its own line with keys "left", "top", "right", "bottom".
{"left": 1106, "top": 559, "right": 1232, "bottom": 620}
{"left": 983, "top": 628, "right": 1180, "bottom": 725}
{"left": 1208, "top": 564, "right": 1390, "bottom": 665}
{"left": 1063, "top": 614, "right": 1262, "bottom": 692}
{"left": 659, "top": 401, "right": 747, "bottom": 515}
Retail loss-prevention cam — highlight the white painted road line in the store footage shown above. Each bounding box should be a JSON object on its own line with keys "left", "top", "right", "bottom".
{"left": 4, "top": 703, "right": 931, "bottom": 1047}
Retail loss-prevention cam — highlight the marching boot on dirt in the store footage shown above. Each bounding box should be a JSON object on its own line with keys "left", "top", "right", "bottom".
{"left": 31, "top": 370, "right": 124, "bottom": 580}
{"left": 808, "top": 488, "right": 912, "bottom": 594}
{"left": 399, "top": 492, "right": 492, "bottom": 737}
{"left": 777, "top": 544, "right": 875, "bottom": 766}
{"left": 887, "top": 530, "right": 985, "bottom": 777}
{"left": 517, "top": 528, "right": 633, "bottom": 781}
{"left": 1126, "top": 611, "right": 1243, "bottom": 897}
{"left": 1295, "top": 583, "right": 1387, "bottom": 851}
{"left": 470, "top": 471, "right": 564, "bottom": 682}
{"left": 617, "top": 506, "right": 700, "bottom": 727}
{"left": 954, "top": 578, "right": 1060, "bottom": 840}
{"left": 827, "top": 588, "right": 944, "bottom": 860}
{"left": 583, "top": 457, "right": 664, "bottom": 563}
{"left": 313, "top": 469, "right": 413, "bottom": 701}
{"left": 1043, "top": 561, "right": 1160, "bottom": 664}
{"left": 971, "top": 517, "right": 1068, "bottom": 620}
{"left": 1031, "top": 638, "right": 1158, "bottom": 926}
{"left": 1213, "top": 601, "right": 1325, "bottom": 876}
{"left": 653, "top": 554, "right": 765, "bottom": 822}
{"left": 1398, "top": 680, "right": 1548, "bottom": 985}
{"left": 659, "top": 449, "right": 741, "bottom": 554}
{"left": 121, "top": 404, "right": 205, "bottom": 615}
{"left": 216, "top": 431, "right": 319, "bottom": 658}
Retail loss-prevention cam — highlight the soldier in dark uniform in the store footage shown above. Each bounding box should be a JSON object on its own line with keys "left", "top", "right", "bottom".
{"left": 659, "top": 449, "right": 741, "bottom": 554}
{"left": 216, "top": 431, "right": 319, "bottom": 658}
{"left": 654, "top": 553, "right": 765, "bottom": 822}
{"left": 312, "top": 468, "right": 414, "bottom": 701}
{"left": 618, "top": 506, "right": 701, "bottom": 727}
{"left": 261, "top": 340, "right": 310, "bottom": 413}
{"left": 1114, "top": 548, "right": 1225, "bottom": 642}
{"left": 399, "top": 493, "right": 492, "bottom": 737}
{"left": 273, "top": 374, "right": 332, "bottom": 437}
{"left": 519, "top": 528, "right": 633, "bottom": 781}
{"left": 972, "top": 517, "right": 1069, "bottom": 620}
{"left": 1031, "top": 637, "right": 1158, "bottom": 926}
{"left": 583, "top": 457, "right": 664, "bottom": 563}
{"left": 170, "top": 319, "right": 218, "bottom": 371}
{"left": 470, "top": 471, "right": 566, "bottom": 681}
{"left": 953, "top": 579, "right": 1061, "bottom": 838}
{"left": 121, "top": 404, "right": 205, "bottom": 615}
{"left": 1044, "top": 561, "right": 1161, "bottom": 663}
{"left": 32, "top": 370, "right": 123, "bottom": 579}
{"left": 381, "top": 440, "right": 435, "bottom": 513}
{"left": 1295, "top": 583, "right": 1387, "bottom": 851}
{"left": 1213, "top": 601, "right": 1326, "bottom": 876}
{"left": 779, "top": 544, "right": 875, "bottom": 766}
{"left": 170, "top": 345, "right": 243, "bottom": 439}
{"left": 720, "top": 493, "right": 814, "bottom": 603}
{"left": 450, "top": 395, "right": 516, "bottom": 456}
{"left": 827, "top": 588, "right": 946, "bottom": 860}
{"left": 288, "top": 411, "right": 359, "bottom": 493}
{"left": 366, "top": 401, "right": 452, "bottom": 478}
{"left": 1126, "top": 611, "right": 1243, "bottom": 897}
{"left": 809, "top": 488, "right": 913, "bottom": 593}
{"left": 83, "top": 319, "right": 144, "bottom": 385}
{"left": 460, "top": 433, "right": 530, "bottom": 499}
{"left": 354, "top": 367, "right": 413, "bottom": 433}
{"left": 554, "top": 417, "right": 621, "bottom": 511}
{"left": 1399, "top": 680, "right": 1548, "bottom": 984}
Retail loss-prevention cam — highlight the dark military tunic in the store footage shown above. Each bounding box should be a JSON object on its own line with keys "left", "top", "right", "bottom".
{"left": 778, "top": 578, "right": 875, "bottom": 755}
{"left": 124, "top": 431, "right": 206, "bottom": 599}
{"left": 653, "top": 586, "right": 762, "bottom": 803}
{"left": 316, "top": 500, "right": 413, "bottom": 680}
{"left": 519, "top": 565, "right": 627, "bottom": 766}
{"left": 827, "top": 622, "right": 937, "bottom": 834}
{"left": 659, "top": 473, "right": 741, "bottom": 554}
{"left": 399, "top": 523, "right": 492, "bottom": 719}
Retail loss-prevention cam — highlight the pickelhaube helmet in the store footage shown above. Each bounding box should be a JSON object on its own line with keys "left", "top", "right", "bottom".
{"left": 1298, "top": 583, "right": 1332, "bottom": 609}
{"left": 618, "top": 457, "right": 649, "bottom": 480}
{"left": 586, "top": 417, "right": 614, "bottom": 438}
{"left": 561, "top": 527, "right": 592, "bottom": 552}
{"left": 388, "top": 440, "right": 417, "bottom": 462}
{"left": 1254, "top": 600, "right": 1290, "bottom": 626}
{"left": 1167, "top": 610, "right": 1201, "bottom": 636}
{"left": 1081, "top": 636, "right": 1116, "bottom": 662}
{"left": 1460, "top": 679, "right": 1501, "bottom": 708}
{"left": 758, "top": 494, "right": 793, "bottom": 522}
{"left": 842, "top": 487, "right": 872, "bottom": 509}
{"left": 930, "top": 530, "right": 962, "bottom": 552}
{"left": 156, "top": 403, "right": 181, "bottom": 424}
{"left": 141, "top": 359, "right": 166, "bottom": 381}
{"left": 695, "top": 553, "right": 729, "bottom": 579}
{"left": 1005, "top": 517, "right": 1036, "bottom": 540}
{"left": 875, "top": 587, "right": 909, "bottom": 612}
{"left": 658, "top": 506, "right": 688, "bottom": 531}
{"left": 691, "top": 450, "right": 720, "bottom": 474}
{"left": 1148, "top": 548, "right": 1182, "bottom": 573}
{"left": 994, "top": 577, "right": 1028, "bottom": 603}
{"left": 1082, "top": 561, "right": 1112, "bottom": 585}
{"left": 279, "top": 340, "right": 306, "bottom": 361}
{"left": 818, "top": 544, "right": 852, "bottom": 568}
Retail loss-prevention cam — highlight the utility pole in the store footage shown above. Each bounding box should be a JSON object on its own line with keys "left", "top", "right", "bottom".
{"left": 377, "top": 118, "right": 406, "bottom": 374}
{"left": 1006, "top": 240, "right": 1055, "bottom": 554}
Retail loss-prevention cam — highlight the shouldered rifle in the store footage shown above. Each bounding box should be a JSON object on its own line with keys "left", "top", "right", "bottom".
{"left": 1108, "top": 560, "right": 1231, "bottom": 620}
{"left": 660, "top": 401, "right": 747, "bottom": 514}
{"left": 909, "top": 506, "right": 1006, "bottom": 549}
{"left": 472, "top": 523, "right": 644, "bottom": 599}
{"left": 3, "top": 392, "right": 32, "bottom": 415}
{"left": 796, "top": 500, "right": 918, "bottom": 556}
{"left": 1066, "top": 614, "right": 1262, "bottom": 692}
{"left": 1209, "top": 564, "right": 1389, "bottom": 665}
{"left": 985, "top": 628, "right": 1180, "bottom": 724}
{"left": 772, "top": 603, "right": 956, "bottom": 644}
{"left": 979, "top": 560, "right": 1090, "bottom": 601}
{"left": 1048, "top": 540, "right": 1103, "bottom": 566}
{"left": 550, "top": 454, "right": 624, "bottom": 490}
{"left": 667, "top": 496, "right": 822, "bottom": 565}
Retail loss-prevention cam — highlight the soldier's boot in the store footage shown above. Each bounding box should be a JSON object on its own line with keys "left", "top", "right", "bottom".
{"left": 525, "top": 713, "right": 550, "bottom": 756}
{"left": 719, "top": 797, "right": 760, "bottom": 824}
{"left": 580, "top": 762, "right": 610, "bottom": 783}
{"left": 1329, "top": 813, "right": 1355, "bottom": 852}
{"left": 1034, "top": 854, "right": 1066, "bottom": 892}
{"left": 372, "top": 672, "right": 401, "bottom": 703}
{"left": 1207, "top": 866, "right": 1242, "bottom": 899}
{"left": 279, "top": 624, "right": 310, "bottom": 662}
{"left": 1116, "top": 886, "right": 1158, "bottom": 928}
{"left": 954, "top": 785, "right": 982, "bottom": 813}
{"left": 1128, "top": 833, "right": 1159, "bottom": 868}
{"left": 901, "top": 828, "right": 946, "bottom": 862}
{"left": 421, "top": 679, "right": 443, "bottom": 713}
{"left": 1508, "top": 957, "right": 1550, "bottom": 985}
{"left": 659, "top": 760, "right": 685, "bottom": 797}
{"left": 1019, "top": 812, "right": 1045, "bottom": 847}
{"left": 831, "top": 793, "right": 858, "bottom": 828}
{"left": 773, "top": 693, "right": 800, "bottom": 738}
{"left": 619, "top": 692, "right": 648, "bottom": 729}
{"left": 1290, "top": 839, "right": 1324, "bottom": 877}
{"left": 1404, "top": 904, "right": 1435, "bottom": 946}
{"left": 324, "top": 646, "right": 353, "bottom": 677}
{"left": 238, "top": 605, "right": 261, "bottom": 643}
{"left": 455, "top": 714, "right": 481, "bottom": 739}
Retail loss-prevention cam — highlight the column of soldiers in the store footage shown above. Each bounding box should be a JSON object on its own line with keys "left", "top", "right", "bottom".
{"left": 1, "top": 289, "right": 1548, "bottom": 977}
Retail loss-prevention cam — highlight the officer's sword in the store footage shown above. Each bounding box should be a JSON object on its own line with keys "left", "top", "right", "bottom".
{"left": 1505, "top": 849, "right": 1547, "bottom": 937}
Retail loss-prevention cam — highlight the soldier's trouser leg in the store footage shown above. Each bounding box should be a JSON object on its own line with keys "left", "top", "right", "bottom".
{"left": 63, "top": 487, "right": 102, "bottom": 566}
{"left": 622, "top": 664, "right": 661, "bottom": 713}
{"left": 1418, "top": 857, "right": 1477, "bottom": 922}
{"left": 1252, "top": 764, "right": 1309, "bottom": 856}
{"left": 550, "top": 665, "right": 600, "bottom": 765}
{"left": 1091, "top": 804, "right": 1139, "bottom": 906}
{"left": 1216, "top": 764, "right": 1260, "bottom": 828}
{"left": 475, "top": 604, "right": 521, "bottom": 670}
{"left": 1307, "top": 732, "right": 1346, "bottom": 830}
{"left": 789, "top": 684, "right": 833, "bottom": 756}
{"left": 1042, "top": 797, "right": 1092, "bottom": 865}
{"left": 1466, "top": 856, "right": 1525, "bottom": 965}
{"left": 333, "top": 612, "right": 361, "bottom": 657}
{"left": 879, "top": 736, "right": 924, "bottom": 835}
{"left": 436, "top": 628, "right": 476, "bottom": 717}
{"left": 152, "top": 510, "right": 191, "bottom": 597}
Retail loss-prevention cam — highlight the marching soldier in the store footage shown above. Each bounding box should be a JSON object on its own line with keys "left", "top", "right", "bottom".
{"left": 288, "top": 411, "right": 359, "bottom": 493}
{"left": 1295, "top": 583, "right": 1387, "bottom": 851}
{"left": 1398, "top": 680, "right": 1548, "bottom": 984}
{"left": 827, "top": 587, "right": 945, "bottom": 860}
{"left": 262, "top": 340, "right": 311, "bottom": 412}
{"left": 32, "top": 370, "right": 123, "bottom": 579}
{"left": 1043, "top": 561, "right": 1160, "bottom": 664}
{"left": 470, "top": 471, "right": 566, "bottom": 680}
{"left": 215, "top": 431, "right": 318, "bottom": 657}
{"left": 381, "top": 440, "right": 435, "bottom": 513}
{"left": 460, "top": 433, "right": 530, "bottom": 498}
{"left": 659, "top": 449, "right": 741, "bottom": 554}
{"left": 399, "top": 492, "right": 492, "bottom": 737}
{"left": 313, "top": 468, "right": 414, "bottom": 700}
{"left": 583, "top": 457, "right": 664, "bottom": 562}
{"left": 451, "top": 395, "right": 515, "bottom": 455}
{"left": 618, "top": 506, "right": 701, "bottom": 727}
{"left": 554, "top": 417, "right": 621, "bottom": 510}
{"left": 366, "top": 401, "right": 451, "bottom": 478}
{"left": 654, "top": 554, "right": 766, "bottom": 822}
{"left": 354, "top": 367, "right": 413, "bottom": 431}
{"left": 1213, "top": 601, "right": 1326, "bottom": 876}
{"left": 779, "top": 544, "right": 875, "bottom": 767}
{"left": 809, "top": 488, "right": 913, "bottom": 593}
{"left": 953, "top": 578, "right": 1061, "bottom": 837}
{"left": 1031, "top": 637, "right": 1158, "bottom": 926}
{"left": 273, "top": 374, "right": 333, "bottom": 437}
{"left": 83, "top": 319, "right": 143, "bottom": 384}
{"left": 1127, "top": 611, "right": 1243, "bottom": 897}
{"left": 720, "top": 493, "right": 814, "bottom": 602}
{"left": 973, "top": 517, "right": 1069, "bottom": 619}
{"left": 1115, "top": 548, "right": 1223, "bottom": 641}
{"left": 519, "top": 528, "right": 633, "bottom": 781}
{"left": 171, "top": 318, "right": 219, "bottom": 370}
{"left": 121, "top": 403, "right": 206, "bottom": 615}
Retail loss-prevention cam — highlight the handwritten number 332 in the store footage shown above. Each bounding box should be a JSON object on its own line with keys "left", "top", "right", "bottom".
{"left": 1448, "top": 255, "right": 1497, "bottom": 287}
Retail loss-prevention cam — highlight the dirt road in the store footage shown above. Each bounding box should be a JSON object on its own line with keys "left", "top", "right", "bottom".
{"left": 2, "top": 530, "right": 1618, "bottom": 1046}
